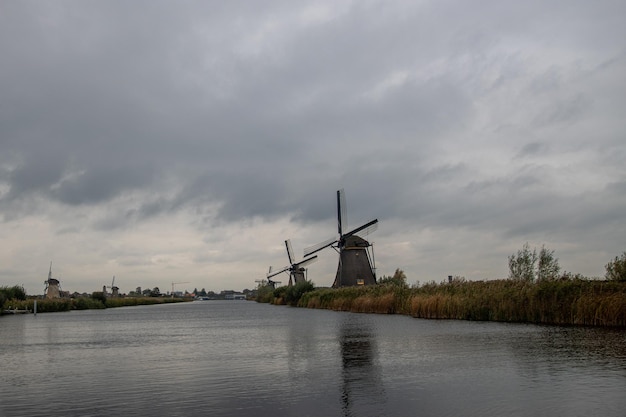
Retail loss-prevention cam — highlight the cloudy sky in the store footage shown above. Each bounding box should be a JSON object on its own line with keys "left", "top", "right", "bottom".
{"left": 1, "top": 0, "right": 625, "bottom": 295}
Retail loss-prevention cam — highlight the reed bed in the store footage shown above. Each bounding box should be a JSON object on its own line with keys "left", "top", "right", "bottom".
{"left": 297, "top": 279, "right": 626, "bottom": 327}
{"left": 2, "top": 296, "right": 190, "bottom": 314}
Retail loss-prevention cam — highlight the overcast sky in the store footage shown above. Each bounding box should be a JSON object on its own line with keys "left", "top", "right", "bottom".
{"left": 1, "top": 0, "right": 625, "bottom": 295}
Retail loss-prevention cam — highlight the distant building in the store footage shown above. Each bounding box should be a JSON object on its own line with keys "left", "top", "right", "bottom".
{"left": 223, "top": 290, "right": 246, "bottom": 300}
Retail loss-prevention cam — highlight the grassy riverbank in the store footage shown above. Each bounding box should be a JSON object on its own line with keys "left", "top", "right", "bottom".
{"left": 294, "top": 278, "right": 626, "bottom": 327}
{"left": 2, "top": 296, "right": 190, "bottom": 314}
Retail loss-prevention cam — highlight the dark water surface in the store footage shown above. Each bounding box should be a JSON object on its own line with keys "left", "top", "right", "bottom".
{"left": 1, "top": 301, "right": 624, "bottom": 416}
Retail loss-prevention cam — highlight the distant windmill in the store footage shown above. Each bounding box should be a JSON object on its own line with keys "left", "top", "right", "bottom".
{"left": 267, "top": 240, "right": 318, "bottom": 286}
{"left": 265, "top": 266, "right": 282, "bottom": 289}
{"left": 106, "top": 276, "right": 119, "bottom": 297}
{"left": 303, "top": 189, "right": 378, "bottom": 287}
{"left": 44, "top": 261, "right": 62, "bottom": 299}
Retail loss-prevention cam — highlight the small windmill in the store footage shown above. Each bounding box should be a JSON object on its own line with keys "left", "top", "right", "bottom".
{"left": 267, "top": 240, "right": 318, "bottom": 286}
{"left": 44, "top": 261, "right": 62, "bottom": 299}
{"left": 106, "top": 276, "right": 119, "bottom": 297}
{"left": 303, "top": 189, "right": 378, "bottom": 287}
{"left": 265, "top": 266, "right": 282, "bottom": 288}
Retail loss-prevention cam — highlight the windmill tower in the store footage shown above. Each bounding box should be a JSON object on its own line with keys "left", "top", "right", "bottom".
{"left": 303, "top": 189, "right": 378, "bottom": 287}
{"left": 267, "top": 240, "right": 318, "bottom": 286}
{"left": 44, "top": 262, "right": 61, "bottom": 299}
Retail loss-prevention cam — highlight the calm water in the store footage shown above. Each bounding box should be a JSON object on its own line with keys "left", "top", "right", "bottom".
{"left": 1, "top": 301, "right": 625, "bottom": 417}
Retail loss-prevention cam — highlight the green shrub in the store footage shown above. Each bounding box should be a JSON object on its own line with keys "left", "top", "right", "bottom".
{"left": 283, "top": 281, "right": 315, "bottom": 306}
{"left": 0, "top": 285, "right": 27, "bottom": 301}
{"left": 91, "top": 291, "right": 107, "bottom": 303}
{"left": 74, "top": 297, "right": 105, "bottom": 310}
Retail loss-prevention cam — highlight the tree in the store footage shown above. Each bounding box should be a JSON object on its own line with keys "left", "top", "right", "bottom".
{"left": 150, "top": 287, "right": 161, "bottom": 297}
{"left": 91, "top": 291, "right": 106, "bottom": 303}
{"left": 378, "top": 268, "right": 408, "bottom": 287}
{"left": 0, "top": 285, "right": 26, "bottom": 301}
{"left": 508, "top": 243, "right": 560, "bottom": 282}
{"left": 1, "top": 285, "right": 27, "bottom": 311}
{"left": 605, "top": 252, "right": 626, "bottom": 282}
{"left": 283, "top": 281, "right": 315, "bottom": 306}
{"left": 508, "top": 243, "right": 537, "bottom": 281}
{"left": 537, "top": 245, "right": 560, "bottom": 281}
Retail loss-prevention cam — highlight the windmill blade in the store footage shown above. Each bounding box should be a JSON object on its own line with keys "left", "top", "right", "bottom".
{"left": 268, "top": 265, "right": 290, "bottom": 279}
{"left": 268, "top": 266, "right": 273, "bottom": 275}
{"left": 358, "top": 220, "right": 378, "bottom": 237}
{"left": 337, "top": 189, "right": 347, "bottom": 236}
{"left": 297, "top": 255, "right": 318, "bottom": 268}
{"left": 303, "top": 236, "right": 337, "bottom": 257}
{"left": 343, "top": 219, "right": 378, "bottom": 239}
{"left": 285, "top": 239, "right": 295, "bottom": 265}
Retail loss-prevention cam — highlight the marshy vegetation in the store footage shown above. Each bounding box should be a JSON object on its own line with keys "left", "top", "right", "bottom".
{"left": 1, "top": 288, "right": 190, "bottom": 315}
{"left": 0, "top": 285, "right": 27, "bottom": 312}
{"left": 298, "top": 277, "right": 626, "bottom": 327}
{"left": 259, "top": 247, "right": 626, "bottom": 328}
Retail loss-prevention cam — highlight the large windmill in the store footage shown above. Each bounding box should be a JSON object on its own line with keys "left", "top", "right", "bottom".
{"left": 303, "top": 189, "right": 378, "bottom": 287}
{"left": 268, "top": 240, "right": 318, "bottom": 286}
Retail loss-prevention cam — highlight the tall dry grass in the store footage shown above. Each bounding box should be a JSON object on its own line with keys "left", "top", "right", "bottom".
{"left": 298, "top": 278, "right": 626, "bottom": 327}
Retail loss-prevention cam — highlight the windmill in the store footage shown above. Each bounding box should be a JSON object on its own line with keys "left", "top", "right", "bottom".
{"left": 303, "top": 189, "right": 378, "bottom": 287}
{"left": 106, "top": 276, "right": 119, "bottom": 297}
{"left": 44, "top": 261, "right": 61, "bottom": 299}
{"left": 265, "top": 266, "right": 282, "bottom": 289}
{"left": 267, "top": 240, "right": 318, "bottom": 286}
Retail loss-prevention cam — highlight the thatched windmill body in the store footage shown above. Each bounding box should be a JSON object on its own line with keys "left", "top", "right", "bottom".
{"left": 44, "top": 262, "right": 61, "bottom": 299}
{"left": 304, "top": 190, "right": 378, "bottom": 287}
{"left": 268, "top": 240, "right": 318, "bottom": 286}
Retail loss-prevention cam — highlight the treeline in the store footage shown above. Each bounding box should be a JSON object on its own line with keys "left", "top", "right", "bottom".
{"left": 1, "top": 290, "right": 189, "bottom": 314}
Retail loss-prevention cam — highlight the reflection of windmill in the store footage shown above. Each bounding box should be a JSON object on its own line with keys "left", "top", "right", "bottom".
{"left": 304, "top": 189, "right": 378, "bottom": 287}
{"left": 268, "top": 240, "right": 318, "bottom": 286}
{"left": 339, "top": 316, "right": 386, "bottom": 416}
{"left": 44, "top": 261, "right": 61, "bottom": 299}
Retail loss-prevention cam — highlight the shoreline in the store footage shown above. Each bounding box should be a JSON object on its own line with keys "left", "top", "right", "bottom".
{"left": 268, "top": 278, "right": 626, "bottom": 328}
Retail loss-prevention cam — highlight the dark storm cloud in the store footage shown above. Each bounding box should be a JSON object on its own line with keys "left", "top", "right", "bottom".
{"left": 1, "top": 0, "right": 625, "bottom": 292}
{"left": 0, "top": 1, "right": 504, "bottom": 222}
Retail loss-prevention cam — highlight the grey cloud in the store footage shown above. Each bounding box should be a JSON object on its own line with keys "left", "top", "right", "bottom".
{"left": 1, "top": 1, "right": 625, "bottom": 292}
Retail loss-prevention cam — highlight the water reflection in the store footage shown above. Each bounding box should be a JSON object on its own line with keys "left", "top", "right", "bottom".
{"left": 339, "top": 315, "right": 386, "bottom": 417}
{"left": 2, "top": 303, "right": 625, "bottom": 417}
